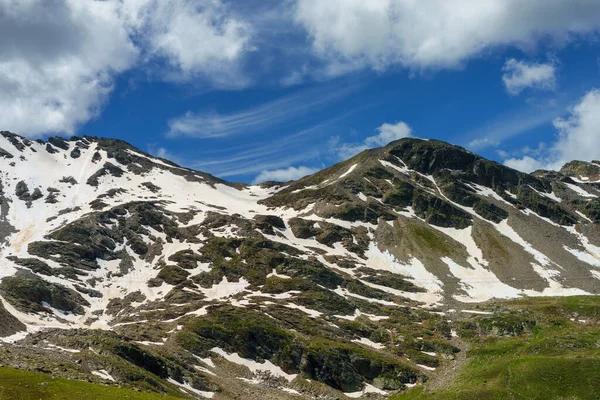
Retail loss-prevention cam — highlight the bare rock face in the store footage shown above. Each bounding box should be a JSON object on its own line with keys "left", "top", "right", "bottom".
{"left": 0, "top": 301, "right": 26, "bottom": 337}
{"left": 0, "top": 132, "right": 598, "bottom": 398}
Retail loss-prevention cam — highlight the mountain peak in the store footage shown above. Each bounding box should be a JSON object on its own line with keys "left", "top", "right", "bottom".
{"left": 0, "top": 132, "right": 599, "bottom": 398}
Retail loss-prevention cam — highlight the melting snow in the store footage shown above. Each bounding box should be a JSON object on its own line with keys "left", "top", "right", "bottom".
{"left": 563, "top": 183, "right": 597, "bottom": 198}
{"left": 200, "top": 277, "right": 249, "bottom": 300}
{"left": 363, "top": 243, "right": 444, "bottom": 305}
{"left": 338, "top": 164, "right": 358, "bottom": 179}
{"left": 266, "top": 269, "right": 292, "bottom": 279}
{"left": 283, "top": 303, "right": 322, "bottom": 318}
{"left": 167, "top": 378, "right": 214, "bottom": 399}
{"left": 91, "top": 370, "right": 115, "bottom": 382}
{"left": 211, "top": 348, "right": 297, "bottom": 382}
{"left": 461, "top": 310, "right": 493, "bottom": 315}
{"left": 345, "top": 383, "right": 388, "bottom": 398}
{"left": 352, "top": 337, "right": 385, "bottom": 349}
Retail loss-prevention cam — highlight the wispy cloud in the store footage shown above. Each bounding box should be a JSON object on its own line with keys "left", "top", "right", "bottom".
{"left": 167, "top": 83, "right": 360, "bottom": 138}
{"left": 189, "top": 118, "right": 338, "bottom": 177}
{"left": 464, "top": 101, "right": 566, "bottom": 152}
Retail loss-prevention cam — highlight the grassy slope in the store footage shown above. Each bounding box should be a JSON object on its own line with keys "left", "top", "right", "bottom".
{"left": 393, "top": 296, "right": 600, "bottom": 400}
{"left": 0, "top": 367, "right": 184, "bottom": 400}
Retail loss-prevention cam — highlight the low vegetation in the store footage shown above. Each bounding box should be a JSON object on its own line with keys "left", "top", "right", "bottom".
{"left": 0, "top": 367, "right": 183, "bottom": 400}
{"left": 393, "top": 296, "right": 600, "bottom": 400}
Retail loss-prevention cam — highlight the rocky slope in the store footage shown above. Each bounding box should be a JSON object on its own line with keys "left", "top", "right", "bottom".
{"left": 0, "top": 132, "right": 598, "bottom": 399}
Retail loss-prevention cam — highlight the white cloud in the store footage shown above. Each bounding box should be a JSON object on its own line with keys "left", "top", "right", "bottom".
{"left": 502, "top": 59, "right": 556, "bottom": 95}
{"left": 366, "top": 121, "right": 412, "bottom": 147}
{"left": 126, "top": 0, "right": 253, "bottom": 85}
{"left": 503, "top": 156, "right": 546, "bottom": 173}
{"left": 503, "top": 89, "right": 600, "bottom": 172}
{"left": 253, "top": 166, "right": 318, "bottom": 184}
{"left": 0, "top": 0, "right": 253, "bottom": 137}
{"left": 294, "top": 0, "right": 600, "bottom": 71}
{"left": 337, "top": 121, "right": 412, "bottom": 159}
{"left": 0, "top": 0, "right": 137, "bottom": 136}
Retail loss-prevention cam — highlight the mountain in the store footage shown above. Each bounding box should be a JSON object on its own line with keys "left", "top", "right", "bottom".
{"left": 0, "top": 131, "right": 598, "bottom": 399}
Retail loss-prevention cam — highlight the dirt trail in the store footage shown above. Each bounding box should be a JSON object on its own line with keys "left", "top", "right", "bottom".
{"left": 423, "top": 333, "right": 470, "bottom": 393}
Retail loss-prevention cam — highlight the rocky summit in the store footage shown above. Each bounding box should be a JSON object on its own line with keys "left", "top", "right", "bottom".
{"left": 0, "top": 131, "right": 598, "bottom": 399}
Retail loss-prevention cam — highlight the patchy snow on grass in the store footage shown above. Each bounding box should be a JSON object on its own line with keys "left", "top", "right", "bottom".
{"left": 461, "top": 310, "right": 493, "bottom": 315}
{"left": 200, "top": 277, "right": 249, "bottom": 300}
{"left": 167, "top": 378, "right": 214, "bottom": 399}
{"left": 91, "top": 370, "right": 115, "bottom": 382}
{"left": 334, "top": 309, "right": 389, "bottom": 322}
{"left": 333, "top": 286, "right": 398, "bottom": 306}
{"left": 359, "top": 279, "right": 441, "bottom": 307}
{"left": 283, "top": 303, "right": 322, "bottom": 318}
{"left": 266, "top": 269, "right": 291, "bottom": 279}
{"left": 193, "top": 354, "right": 216, "bottom": 369}
{"left": 44, "top": 343, "right": 81, "bottom": 353}
{"left": 345, "top": 383, "right": 388, "bottom": 398}
{"left": 379, "top": 159, "right": 411, "bottom": 175}
{"left": 338, "top": 164, "right": 358, "bottom": 179}
{"left": 211, "top": 347, "right": 297, "bottom": 382}
{"left": 352, "top": 337, "right": 385, "bottom": 349}
{"left": 280, "top": 387, "right": 302, "bottom": 395}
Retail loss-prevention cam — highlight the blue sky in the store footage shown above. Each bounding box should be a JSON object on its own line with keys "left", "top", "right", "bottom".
{"left": 2, "top": 1, "right": 600, "bottom": 183}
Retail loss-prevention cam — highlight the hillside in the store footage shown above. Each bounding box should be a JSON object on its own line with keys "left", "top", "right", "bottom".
{"left": 0, "top": 131, "right": 598, "bottom": 399}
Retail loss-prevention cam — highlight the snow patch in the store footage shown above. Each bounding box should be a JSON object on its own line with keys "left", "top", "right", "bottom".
{"left": 352, "top": 337, "right": 385, "bottom": 349}
{"left": 91, "top": 370, "right": 115, "bottom": 382}
{"left": 345, "top": 383, "right": 388, "bottom": 398}
{"left": 200, "top": 277, "right": 249, "bottom": 300}
{"left": 211, "top": 347, "right": 297, "bottom": 382}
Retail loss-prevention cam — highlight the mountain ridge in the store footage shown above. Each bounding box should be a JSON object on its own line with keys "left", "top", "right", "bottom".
{"left": 0, "top": 130, "right": 598, "bottom": 399}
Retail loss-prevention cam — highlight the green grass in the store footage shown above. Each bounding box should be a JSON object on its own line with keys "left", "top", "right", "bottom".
{"left": 0, "top": 367, "right": 183, "bottom": 400}
{"left": 392, "top": 296, "right": 600, "bottom": 400}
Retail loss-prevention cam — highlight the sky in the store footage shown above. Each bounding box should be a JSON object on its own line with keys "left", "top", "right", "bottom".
{"left": 1, "top": 0, "right": 600, "bottom": 184}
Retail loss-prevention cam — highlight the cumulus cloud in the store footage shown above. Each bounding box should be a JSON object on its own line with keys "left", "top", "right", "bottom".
{"left": 0, "top": 0, "right": 137, "bottom": 136}
{"left": 503, "top": 89, "right": 600, "bottom": 172}
{"left": 294, "top": 0, "right": 600, "bottom": 72}
{"left": 502, "top": 59, "right": 556, "bottom": 95}
{"left": 0, "top": 0, "right": 253, "bottom": 136}
{"left": 503, "top": 156, "right": 546, "bottom": 173}
{"left": 337, "top": 121, "right": 412, "bottom": 159}
{"left": 125, "top": 0, "right": 253, "bottom": 85}
{"left": 253, "top": 166, "right": 318, "bottom": 184}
